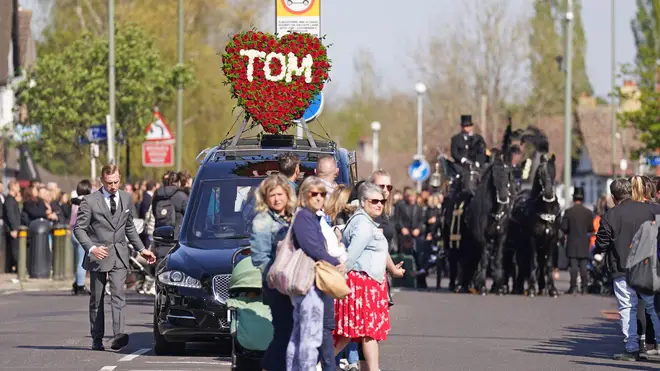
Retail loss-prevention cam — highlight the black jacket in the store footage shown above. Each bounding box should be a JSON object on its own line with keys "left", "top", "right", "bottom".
{"left": 394, "top": 201, "right": 426, "bottom": 235}
{"left": 561, "top": 203, "right": 594, "bottom": 258}
{"left": 594, "top": 199, "right": 660, "bottom": 278}
{"left": 4, "top": 195, "right": 21, "bottom": 232}
{"left": 450, "top": 132, "right": 487, "bottom": 166}
{"left": 152, "top": 186, "right": 188, "bottom": 236}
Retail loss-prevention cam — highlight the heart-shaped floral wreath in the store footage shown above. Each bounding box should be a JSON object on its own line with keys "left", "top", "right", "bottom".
{"left": 221, "top": 31, "right": 331, "bottom": 134}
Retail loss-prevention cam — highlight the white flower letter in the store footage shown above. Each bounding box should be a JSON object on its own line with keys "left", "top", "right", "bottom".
{"left": 286, "top": 53, "right": 314, "bottom": 83}
{"left": 263, "top": 52, "right": 287, "bottom": 82}
{"left": 239, "top": 49, "right": 266, "bottom": 82}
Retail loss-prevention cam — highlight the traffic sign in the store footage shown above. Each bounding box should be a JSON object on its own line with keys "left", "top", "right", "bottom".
{"left": 86, "top": 125, "right": 107, "bottom": 142}
{"left": 301, "top": 92, "right": 324, "bottom": 122}
{"left": 145, "top": 112, "right": 174, "bottom": 141}
{"left": 409, "top": 157, "right": 431, "bottom": 182}
{"left": 647, "top": 156, "right": 660, "bottom": 167}
{"left": 276, "top": 0, "right": 320, "bottom": 38}
{"left": 142, "top": 140, "right": 174, "bottom": 167}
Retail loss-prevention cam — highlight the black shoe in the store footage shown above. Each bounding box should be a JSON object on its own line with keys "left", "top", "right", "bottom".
{"left": 613, "top": 351, "right": 639, "bottom": 361}
{"left": 110, "top": 333, "right": 129, "bottom": 350}
{"left": 92, "top": 340, "right": 105, "bottom": 351}
{"left": 565, "top": 286, "right": 578, "bottom": 295}
{"left": 72, "top": 284, "right": 90, "bottom": 296}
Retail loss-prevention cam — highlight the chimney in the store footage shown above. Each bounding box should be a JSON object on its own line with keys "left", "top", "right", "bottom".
{"left": 623, "top": 80, "right": 636, "bottom": 87}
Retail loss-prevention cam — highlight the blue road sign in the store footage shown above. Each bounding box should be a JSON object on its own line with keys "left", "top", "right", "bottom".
{"left": 86, "top": 125, "right": 107, "bottom": 142}
{"left": 409, "top": 158, "right": 431, "bottom": 182}
{"left": 648, "top": 156, "right": 660, "bottom": 167}
{"left": 302, "top": 92, "right": 324, "bottom": 122}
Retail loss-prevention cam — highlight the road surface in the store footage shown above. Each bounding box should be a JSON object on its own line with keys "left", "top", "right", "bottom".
{"left": 0, "top": 275, "right": 658, "bottom": 371}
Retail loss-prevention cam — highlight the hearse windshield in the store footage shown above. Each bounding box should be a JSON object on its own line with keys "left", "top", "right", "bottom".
{"left": 185, "top": 161, "right": 316, "bottom": 242}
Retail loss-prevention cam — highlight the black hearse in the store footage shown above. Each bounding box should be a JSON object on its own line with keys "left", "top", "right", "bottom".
{"left": 152, "top": 133, "right": 357, "bottom": 355}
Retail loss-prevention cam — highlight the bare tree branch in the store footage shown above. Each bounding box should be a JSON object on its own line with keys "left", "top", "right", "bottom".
{"left": 74, "top": 3, "right": 88, "bottom": 33}
{"left": 82, "top": 0, "right": 103, "bottom": 33}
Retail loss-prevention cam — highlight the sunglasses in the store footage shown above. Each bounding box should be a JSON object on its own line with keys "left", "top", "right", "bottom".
{"left": 377, "top": 184, "right": 393, "bottom": 191}
{"left": 368, "top": 199, "right": 386, "bottom": 205}
{"left": 310, "top": 191, "right": 327, "bottom": 198}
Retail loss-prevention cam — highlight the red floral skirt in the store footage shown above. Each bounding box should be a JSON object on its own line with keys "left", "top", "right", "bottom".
{"left": 333, "top": 271, "right": 390, "bottom": 342}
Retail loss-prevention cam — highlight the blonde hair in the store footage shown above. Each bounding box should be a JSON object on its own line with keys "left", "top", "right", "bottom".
{"left": 254, "top": 174, "right": 296, "bottom": 216}
{"left": 325, "top": 184, "right": 354, "bottom": 223}
{"left": 297, "top": 176, "right": 327, "bottom": 208}
{"left": 630, "top": 175, "right": 646, "bottom": 202}
{"left": 369, "top": 169, "right": 393, "bottom": 216}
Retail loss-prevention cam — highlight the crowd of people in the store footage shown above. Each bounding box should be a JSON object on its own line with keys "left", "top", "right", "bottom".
{"left": 592, "top": 175, "right": 660, "bottom": 361}
{"left": 1, "top": 171, "right": 193, "bottom": 296}
{"left": 250, "top": 153, "right": 405, "bottom": 371}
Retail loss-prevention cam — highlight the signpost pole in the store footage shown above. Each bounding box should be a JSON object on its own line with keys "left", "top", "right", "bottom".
{"left": 90, "top": 143, "right": 98, "bottom": 183}
{"left": 415, "top": 82, "right": 427, "bottom": 193}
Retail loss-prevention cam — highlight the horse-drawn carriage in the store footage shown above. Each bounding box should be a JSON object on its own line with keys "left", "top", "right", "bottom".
{"left": 436, "top": 124, "right": 564, "bottom": 297}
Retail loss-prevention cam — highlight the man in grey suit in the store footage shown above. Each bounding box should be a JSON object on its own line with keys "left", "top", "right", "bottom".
{"left": 74, "top": 164, "right": 156, "bottom": 351}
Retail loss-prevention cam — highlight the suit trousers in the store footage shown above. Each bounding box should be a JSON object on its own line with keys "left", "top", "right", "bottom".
{"left": 569, "top": 258, "right": 588, "bottom": 288}
{"left": 89, "top": 256, "right": 127, "bottom": 341}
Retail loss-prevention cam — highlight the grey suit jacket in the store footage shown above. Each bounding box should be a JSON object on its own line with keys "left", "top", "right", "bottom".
{"left": 73, "top": 189, "right": 145, "bottom": 272}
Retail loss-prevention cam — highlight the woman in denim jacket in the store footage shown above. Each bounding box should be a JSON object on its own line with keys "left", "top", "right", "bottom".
{"left": 249, "top": 174, "right": 296, "bottom": 371}
{"left": 334, "top": 182, "right": 393, "bottom": 371}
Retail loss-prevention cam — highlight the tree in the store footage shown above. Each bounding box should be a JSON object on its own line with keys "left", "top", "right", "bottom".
{"left": 617, "top": 0, "right": 660, "bottom": 156}
{"left": 527, "top": 0, "right": 564, "bottom": 116}
{"left": 411, "top": 0, "right": 530, "bottom": 148}
{"left": 17, "top": 25, "right": 178, "bottom": 163}
{"left": 27, "top": 0, "right": 265, "bottom": 179}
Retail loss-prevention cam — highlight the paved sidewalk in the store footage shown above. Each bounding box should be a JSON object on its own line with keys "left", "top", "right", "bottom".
{"left": 0, "top": 273, "right": 87, "bottom": 295}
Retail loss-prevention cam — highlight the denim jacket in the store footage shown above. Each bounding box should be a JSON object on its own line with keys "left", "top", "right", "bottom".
{"left": 250, "top": 210, "right": 290, "bottom": 281}
{"left": 342, "top": 209, "right": 388, "bottom": 283}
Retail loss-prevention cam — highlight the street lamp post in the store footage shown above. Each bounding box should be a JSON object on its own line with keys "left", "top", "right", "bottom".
{"left": 175, "top": 0, "right": 184, "bottom": 171}
{"left": 611, "top": 0, "right": 617, "bottom": 179}
{"left": 415, "top": 82, "right": 427, "bottom": 193}
{"left": 371, "top": 121, "right": 381, "bottom": 173}
{"left": 107, "top": 0, "right": 116, "bottom": 164}
{"left": 563, "top": 0, "right": 574, "bottom": 207}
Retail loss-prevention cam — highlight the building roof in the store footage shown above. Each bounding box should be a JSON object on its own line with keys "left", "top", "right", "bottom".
{"left": 5, "top": 146, "right": 86, "bottom": 192}
{"left": 0, "top": 0, "right": 13, "bottom": 86}
{"left": 576, "top": 106, "right": 640, "bottom": 177}
{"left": 18, "top": 9, "right": 36, "bottom": 70}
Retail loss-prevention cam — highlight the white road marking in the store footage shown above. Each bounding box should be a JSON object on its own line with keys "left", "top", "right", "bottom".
{"left": 118, "top": 348, "right": 150, "bottom": 361}
{"left": 99, "top": 366, "right": 117, "bottom": 371}
{"left": 146, "top": 360, "right": 232, "bottom": 365}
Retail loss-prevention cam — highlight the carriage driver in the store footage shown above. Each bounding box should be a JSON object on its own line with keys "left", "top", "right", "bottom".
{"left": 450, "top": 115, "right": 487, "bottom": 180}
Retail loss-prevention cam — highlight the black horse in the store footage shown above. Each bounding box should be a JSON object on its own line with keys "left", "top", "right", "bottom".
{"left": 440, "top": 158, "right": 481, "bottom": 291}
{"left": 460, "top": 152, "right": 513, "bottom": 295}
{"left": 509, "top": 152, "right": 561, "bottom": 297}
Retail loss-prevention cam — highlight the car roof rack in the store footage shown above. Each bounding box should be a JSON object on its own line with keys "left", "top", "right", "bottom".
{"left": 212, "top": 117, "right": 336, "bottom": 160}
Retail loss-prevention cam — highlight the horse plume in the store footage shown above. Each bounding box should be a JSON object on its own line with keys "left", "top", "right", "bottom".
{"left": 501, "top": 114, "right": 514, "bottom": 163}
{"left": 520, "top": 126, "right": 549, "bottom": 153}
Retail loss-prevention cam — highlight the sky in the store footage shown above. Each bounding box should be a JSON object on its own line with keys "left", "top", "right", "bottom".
{"left": 22, "top": 0, "right": 637, "bottom": 104}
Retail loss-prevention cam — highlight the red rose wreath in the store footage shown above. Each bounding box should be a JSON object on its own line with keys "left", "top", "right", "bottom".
{"left": 221, "top": 31, "right": 331, "bottom": 134}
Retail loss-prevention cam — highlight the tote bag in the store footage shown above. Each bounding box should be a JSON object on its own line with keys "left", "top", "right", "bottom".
{"left": 267, "top": 212, "right": 316, "bottom": 296}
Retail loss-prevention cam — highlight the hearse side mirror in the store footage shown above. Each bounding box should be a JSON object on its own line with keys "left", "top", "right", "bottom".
{"left": 153, "top": 226, "right": 177, "bottom": 243}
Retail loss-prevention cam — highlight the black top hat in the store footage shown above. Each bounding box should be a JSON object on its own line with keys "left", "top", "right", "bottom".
{"left": 460, "top": 115, "right": 473, "bottom": 127}
{"left": 573, "top": 186, "right": 585, "bottom": 200}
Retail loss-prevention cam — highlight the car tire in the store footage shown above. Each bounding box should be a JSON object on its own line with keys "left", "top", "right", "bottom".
{"left": 153, "top": 311, "right": 185, "bottom": 355}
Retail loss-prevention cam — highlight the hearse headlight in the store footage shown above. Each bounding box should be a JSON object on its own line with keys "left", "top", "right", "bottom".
{"left": 158, "top": 270, "right": 202, "bottom": 289}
